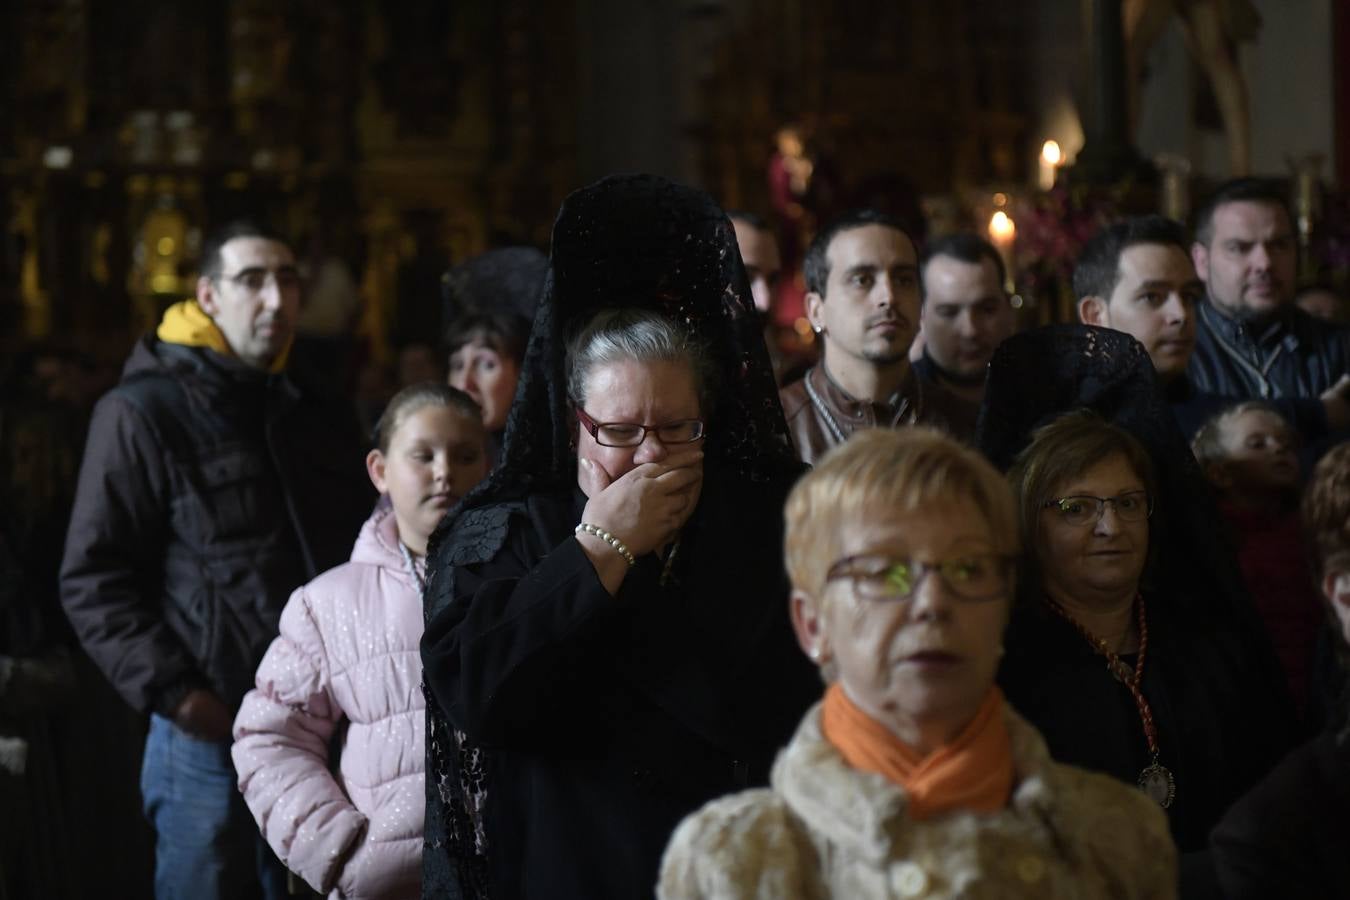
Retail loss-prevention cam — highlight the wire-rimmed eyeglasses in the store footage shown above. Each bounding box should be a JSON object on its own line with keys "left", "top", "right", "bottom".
{"left": 1042, "top": 490, "right": 1153, "bottom": 526}
{"left": 216, "top": 265, "right": 302, "bottom": 294}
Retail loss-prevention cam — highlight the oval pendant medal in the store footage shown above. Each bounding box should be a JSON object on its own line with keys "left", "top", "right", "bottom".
{"left": 1139, "top": 761, "right": 1175, "bottom": 808}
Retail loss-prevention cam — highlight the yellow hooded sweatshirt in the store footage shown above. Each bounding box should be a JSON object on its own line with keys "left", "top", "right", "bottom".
{"left": 156, "top": 300, "right": 291, "bottom": 373}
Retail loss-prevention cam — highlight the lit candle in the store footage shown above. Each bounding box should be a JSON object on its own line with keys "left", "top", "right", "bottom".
{"left": 988, "top": 210, "right": 1016, "bottom": 290}
{"left": 1039, "top": 140, "right": 1062, "bottom": 190}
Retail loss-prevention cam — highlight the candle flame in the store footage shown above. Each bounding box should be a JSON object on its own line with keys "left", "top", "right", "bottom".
{"left": 1041, "top": 140, "right": 1062, "bottom": 166}
{"left": 989, "top": 210, "right": 1016, "bottom": 240}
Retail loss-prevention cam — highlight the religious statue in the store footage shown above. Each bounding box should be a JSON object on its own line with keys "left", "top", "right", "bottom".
{"left": 1124, "top": 0, "right": 1261, "bottom": 175}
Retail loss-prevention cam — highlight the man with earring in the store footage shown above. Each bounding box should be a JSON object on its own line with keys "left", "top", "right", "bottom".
{"left": 779, "top": 209, "right": 951, "bottom": 463}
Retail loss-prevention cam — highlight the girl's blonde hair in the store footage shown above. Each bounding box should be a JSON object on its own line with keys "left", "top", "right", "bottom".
{"left": 372, "top": 382, "right": 482, "bottom": 453}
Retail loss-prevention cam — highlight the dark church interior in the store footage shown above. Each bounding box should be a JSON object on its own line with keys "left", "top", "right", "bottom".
{"left": 4, "top": 2, "right": 1350, "bottom": 898}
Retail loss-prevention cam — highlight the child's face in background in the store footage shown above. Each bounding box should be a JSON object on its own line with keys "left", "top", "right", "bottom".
{"left": 1217, "top": 409, "right": 1299, "bottom": 493}
{"left": 369, "top": 405, "right": 489, "bottom": 555}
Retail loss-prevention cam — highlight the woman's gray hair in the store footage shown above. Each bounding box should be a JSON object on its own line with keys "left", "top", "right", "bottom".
{"left": 565, "top": 308, "right": 717, "bottom": 411}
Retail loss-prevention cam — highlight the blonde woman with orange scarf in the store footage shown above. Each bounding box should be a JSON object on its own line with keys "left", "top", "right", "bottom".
{"left": 659, "top": 429, "right": 1177, "bottom": 899}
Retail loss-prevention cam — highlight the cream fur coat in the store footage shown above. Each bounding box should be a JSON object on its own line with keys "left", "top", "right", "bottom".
{"left": 658, "top": 702, "right": 1177, "bottom": 900}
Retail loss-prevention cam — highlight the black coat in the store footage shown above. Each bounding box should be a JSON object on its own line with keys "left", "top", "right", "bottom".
{"left": 422, "top": 471, "right": 819, "bottom": 900}
{"left": 59, "top": 337, "right": 373, "bottom": 716}
{"left": 1209, "top": 726, "right": 1350, "bottom": 899}
{"left": 998, "top": 598, "right": 1292, "bottom": 855}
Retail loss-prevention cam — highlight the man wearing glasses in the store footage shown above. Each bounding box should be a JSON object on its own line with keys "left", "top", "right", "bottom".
{"left": 61, "top": 221, "right": 372, "bottom": 899}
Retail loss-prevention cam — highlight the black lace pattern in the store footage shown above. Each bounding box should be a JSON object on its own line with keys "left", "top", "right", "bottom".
{"left": 421, "top": 174, "right": 801, "bottom": 899}
{"left": 975, "top": 323, "right": 1252, "bottom": 613}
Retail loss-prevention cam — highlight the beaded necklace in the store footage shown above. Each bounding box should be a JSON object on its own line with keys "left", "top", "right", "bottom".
{"left": 1044, "top": 593, "right": 1175, "bottom": 808}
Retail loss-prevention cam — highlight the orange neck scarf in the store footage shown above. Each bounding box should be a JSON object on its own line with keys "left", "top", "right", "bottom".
{"left": 820, "top": 682, "right": 1014, "bottom": 820}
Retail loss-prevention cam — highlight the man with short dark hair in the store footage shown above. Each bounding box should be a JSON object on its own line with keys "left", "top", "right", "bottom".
{"left": 61, "top": 220, "right": 373, "bottom": 899}
{"left": 915, "top": 234, "right": 1017, "bottom": 438}
{"left": 1076, "top": 215, "right": 1203, "bottom": 381}
{"left": 779, "top": 209, "right": 942, "bottom": 463}
{"left": 1189, "top": 177, "right": 1350, "bottom": 401}
{"left": 1076, "top": 213, "right": 1350, "bottom": 439}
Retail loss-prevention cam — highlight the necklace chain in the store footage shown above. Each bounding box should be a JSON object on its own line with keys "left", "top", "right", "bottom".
{"left": 1044, "top": 594, "right": 1160, "bottom": 757}
{"left": 802, "top": 372, "right": 847, "bottom": 443}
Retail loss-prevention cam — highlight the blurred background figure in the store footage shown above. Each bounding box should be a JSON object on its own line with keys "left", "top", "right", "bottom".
{"left": 59, "top": 221, "right": 374, "bottom": 900}
{"left": 444, "top": 313, "right": 527, "bottom": 462}
{"left": 396, "top": 339, "right": 444, "bottom": 387}
{"left": 1210, "top": 442, "right": 1350, "bottom": 898}
{"left": 441, "top": 247, "right": 547, "bottom": 461}
{"left": 1192, "top": 402, "right": 1325, "bottom": 723}
{"left": 728, "top": 209, "right": 815, "bottom": 384}
{"left": 916, "top": 234, "right": 1019, "bottom": 440}
{"left": 293, "top": 225, "right": 362, "bottom": 373}
{"left": 728, "top": 211, "right": 782, "bottom": 318}
{"left": 1295, "top": 282, "right": 1349, "bottom": 326}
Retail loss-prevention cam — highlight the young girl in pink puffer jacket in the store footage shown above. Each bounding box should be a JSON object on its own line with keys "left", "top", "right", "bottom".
{"left": 233, "top": 383, "right": 488, "bottom": 899}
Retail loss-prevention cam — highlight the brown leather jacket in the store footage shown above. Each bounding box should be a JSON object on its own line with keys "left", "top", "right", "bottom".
{"left": 779, "top": 364, "right": 941, "bottom": 465}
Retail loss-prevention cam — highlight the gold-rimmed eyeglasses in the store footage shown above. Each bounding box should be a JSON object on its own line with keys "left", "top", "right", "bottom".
{"left": 825, "top": 553, "right": 1013, "bottom": 602}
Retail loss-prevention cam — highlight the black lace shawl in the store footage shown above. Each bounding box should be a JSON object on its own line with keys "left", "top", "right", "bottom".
{"left": 974, "top": 323, "right": 1292, "bottom": 690}
{"left": 420, "top": 174, "right": 802, "bottom": 898}
{"left": 977, "top": 325, "right": 1246, "bottom": 610}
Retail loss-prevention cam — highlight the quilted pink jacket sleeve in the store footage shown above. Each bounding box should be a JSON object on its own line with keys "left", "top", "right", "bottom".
{"left": 232, "top": 587, "right": 366, "bottom": 895}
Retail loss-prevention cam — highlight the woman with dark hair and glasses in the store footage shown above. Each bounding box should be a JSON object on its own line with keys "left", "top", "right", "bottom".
{"left": 420, "top": 175, "right": 819, "bottom": 899}
{"left": 660, "top": 428, "right": 1175, "bottom": 899}
{"left": 998, "top": 408, "right": 1289, "bottom": 881}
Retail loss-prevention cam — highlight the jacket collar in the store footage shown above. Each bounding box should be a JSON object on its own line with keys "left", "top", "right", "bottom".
{"left": 772, "top": 701, "right": 1058, "bottom": 864}
{"left": 1200, "top": 300, "right": 1296, "bottom": 350}
{"left": 808, "top": 362, "right": 924, "bottom": 429}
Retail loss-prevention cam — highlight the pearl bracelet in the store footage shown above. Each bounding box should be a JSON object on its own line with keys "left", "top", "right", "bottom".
{"left": 575, "top": 523, "right": 637, "bottom": 567}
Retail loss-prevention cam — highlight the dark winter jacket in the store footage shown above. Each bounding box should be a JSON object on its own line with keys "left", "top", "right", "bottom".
{"left": 1189, "top": 301, "right": 1350, "bottom": 402}
{"left": 1210, "top": 724, "right": 1350, "bottom": 899}
{"left": 60, "top": 337, "right": 373, "bottom": 718}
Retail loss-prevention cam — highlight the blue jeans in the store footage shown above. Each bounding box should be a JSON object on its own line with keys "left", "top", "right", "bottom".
{"left": 141, "top": 714, "right": 289, "bottom": 900}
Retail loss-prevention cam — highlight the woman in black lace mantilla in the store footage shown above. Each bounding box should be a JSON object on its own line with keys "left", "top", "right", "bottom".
{"left": 419, "top": 174, "right": 819, "bottom": 899}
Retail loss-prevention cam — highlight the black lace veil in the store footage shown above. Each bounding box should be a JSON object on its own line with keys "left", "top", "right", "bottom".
{"left": 974, "top": 323, "right": 1294, "bottom": 737}
{"left": 976, "top": 324, "right": 1251, "bottom": 614}
{"left": 440, "top": 246, "right": 548, "bottom": 324}
{"left": 421, "top": 173, "right": 800, "bottom": 897}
